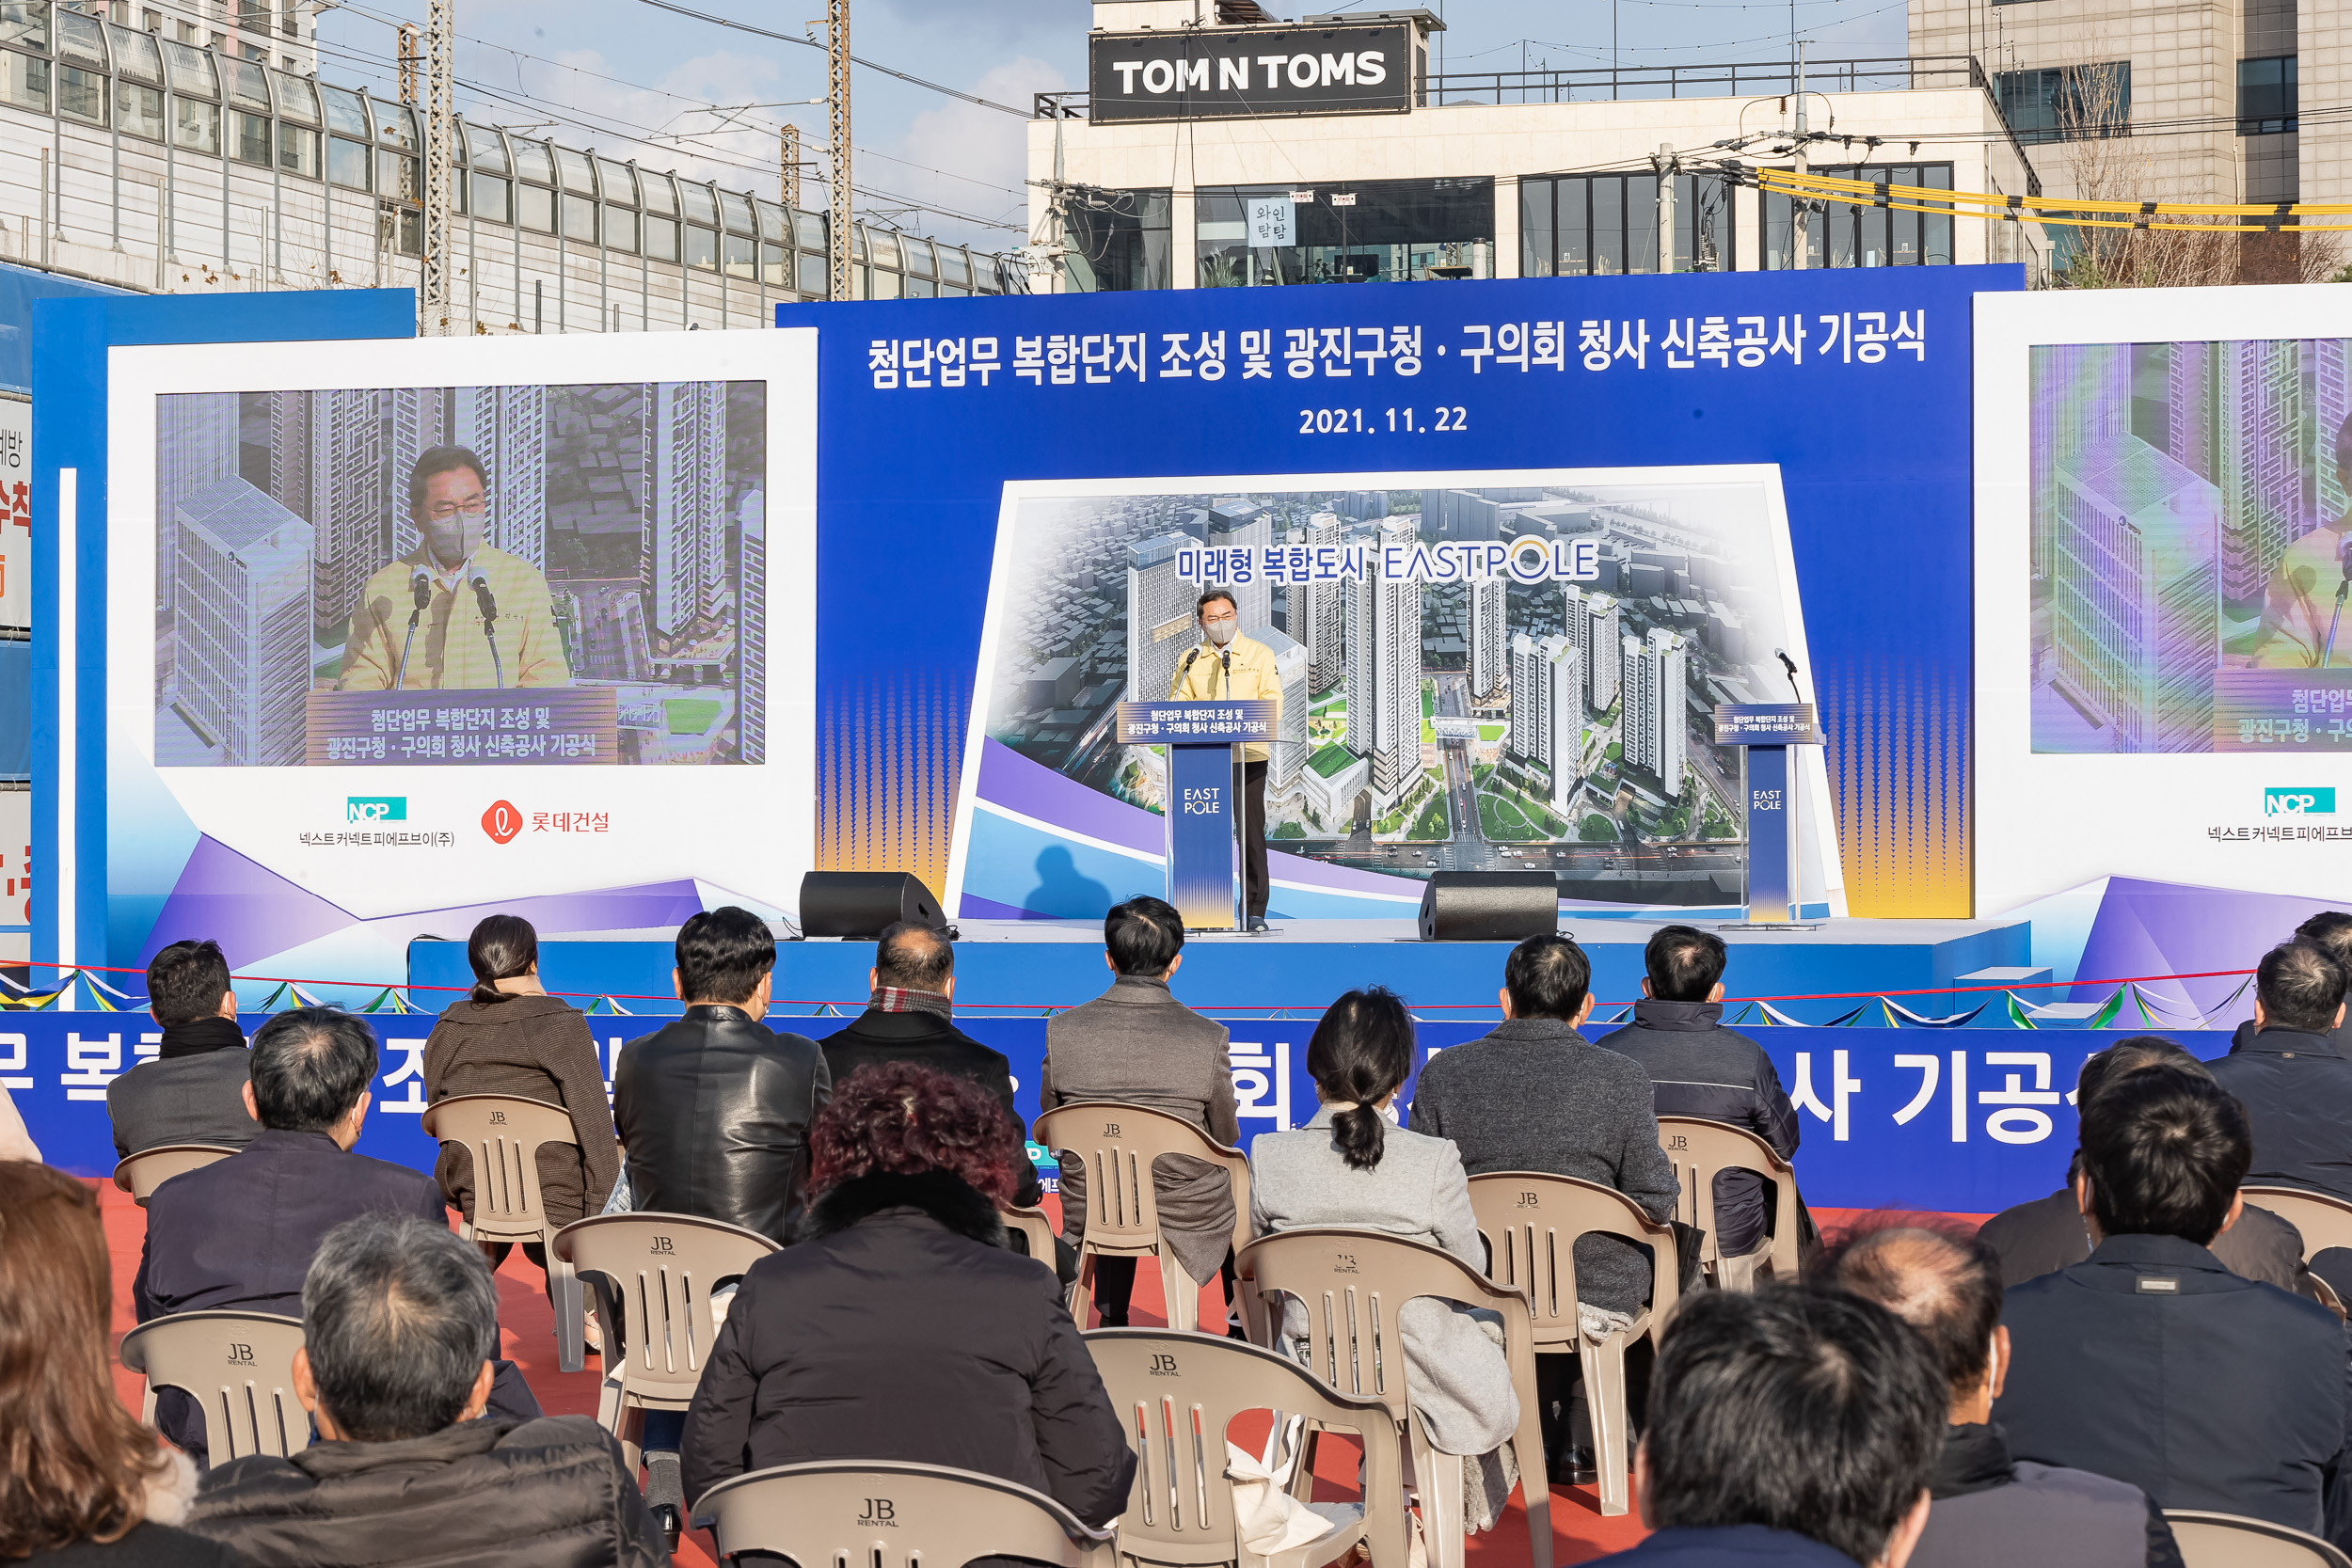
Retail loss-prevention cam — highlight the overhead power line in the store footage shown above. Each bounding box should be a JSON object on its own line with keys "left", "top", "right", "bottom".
{"left": 628, "top": 0, "right": 1029, "bottom": 117}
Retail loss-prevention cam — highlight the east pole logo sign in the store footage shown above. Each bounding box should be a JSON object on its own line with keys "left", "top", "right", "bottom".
{"left": 2265, "top": 787, "right": 2339, "bottom": 816}
{"left": 346, "top": 797, "right": 406, "bottom": 823}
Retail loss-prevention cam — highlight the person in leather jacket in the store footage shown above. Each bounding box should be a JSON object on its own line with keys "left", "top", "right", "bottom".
{"left": 612, "top": 906, "right": 832, "bottom": 1245}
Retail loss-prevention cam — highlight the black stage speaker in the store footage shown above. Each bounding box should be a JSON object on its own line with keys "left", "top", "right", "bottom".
{"left": 1418, "top": 871, "right": 1559, "bottom": 942}
{"left": 799, "top": 872, "right": 945, "bottom": 941}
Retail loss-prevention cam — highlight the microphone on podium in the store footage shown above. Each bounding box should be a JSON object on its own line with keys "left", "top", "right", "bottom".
{"left": 470, "top": 570, "right": 505, "bottom": 689}
{"left": 1774, "top": 647, "right": 1804, "bottom": 702}
{"left": 394, "top": 566, "right": 433, "bottom": 689}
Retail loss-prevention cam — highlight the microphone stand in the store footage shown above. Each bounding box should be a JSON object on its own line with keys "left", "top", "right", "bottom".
{"left": 471, "top": 576, "right": 505, "bottom": 689}
{"left": 2327, "top": 562, "right": 2352, "bottom": 671}
{"left": 394, "top": 572, "right": 431, "bottom": 689}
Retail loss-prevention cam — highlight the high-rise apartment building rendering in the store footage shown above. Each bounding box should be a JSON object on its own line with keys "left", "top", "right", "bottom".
{"left": 1299, "top": 511, "right": 1345, "bottom": 693}
{"left": 738, "top": 489, "right": 766, "bottom": 765}
{"left": 452, "top": 387, "right": 550, "bottom": 571}
{"left": 1208, "top": 498, "right": 1273, "bottom": 633}
{"left": 643, "top": 381, "right": 729, "bottom": 640}
{"left": 154, "top": 392, "right": 242, "bottom": 623}
{"left": 1566, "top": 585, "right": 1623, "bottom": 713}
{"left": 1469, "top": 577, "right": 1506, "bottom": 702}
{"left": 2050, "top": 434, "right": 2221, "bottom": 752}
{"left": 1622, "top": 626, "right": 1688, "bottom": 796}
{"left": 172, "top": 477, "right": 315, "bottom": 768}
{"left": 1126, "top": 531, "right": 1195, "bottom": 705}
{"left": 270, "top": 388, "right": 386, "bottom": 641}
{"left": 389, "top": 387, "right": 444, "bottom": 563}
{"left": 1259, "top": 626, "right": 1311, "bottom": 790}
{"left": 1346, "top": 516, "right": 1423, "bottom": 809}
{"left": 1510, "top": 629, "right": 1581, "bottom": 809}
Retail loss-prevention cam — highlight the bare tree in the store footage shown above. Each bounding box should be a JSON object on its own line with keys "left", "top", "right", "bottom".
{"left": 2046, "top": 63, "right": 2240, "bottom": 288}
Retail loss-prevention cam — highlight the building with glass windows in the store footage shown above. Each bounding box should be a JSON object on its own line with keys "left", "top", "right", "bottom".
{"left": 0, "top": 0, "right": 1025, "bottom": 325}
{"left": 1036, "top": 0, "right": 2044, "bottom": 289}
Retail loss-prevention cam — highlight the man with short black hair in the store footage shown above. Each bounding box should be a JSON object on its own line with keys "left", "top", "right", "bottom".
{"left": 1831, "top": 1227, "right": 2179, "bottom": 1568}
{"left": 1410, "top": 933, "right": 1678, "bottom": 1481}
{"left": 188, "top": 1215, "right": 666, "bottom": 1566}
{"left": 1168, "top": 586, "right": 1281, "bottom": 931}
{"left": 1586, "top": 1285, "right": 1944, "bottom": 1568}
{"left": 1041, "top": 895, "right": 1240, "bottom": 1329}
{"left": 1996, "top": 1066, "right": 2352, "bottom": 1545}
{"left": 135, "top": 1007, "right": 540, "bottom": 1455}
{"left": 612, "top": 905, "right": 832, "bottom": 1244}
{"left": 2207, "top": 942, "right": 2352, "bottom": 1203}
{"left": 818, "top": 920, "right": 1043, "bottom": 1209}
{"left": 109, "top": 938, "right": 254, "bottom": 1157}
{"left": 1597, "top": 923, "right": 1802, "bottom": 1264}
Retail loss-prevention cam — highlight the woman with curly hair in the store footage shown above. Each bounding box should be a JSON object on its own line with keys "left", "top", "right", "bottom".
{"left": 680, "top": 1061, "right": 1135, "bottom": 1531}
{"left": 0, "top": 1162, "right": 241, "bottom": 1566}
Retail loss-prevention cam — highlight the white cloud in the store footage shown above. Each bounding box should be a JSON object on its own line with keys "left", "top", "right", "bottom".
{"left": 885, "top": 55, "right": 1066, "bottom": 245}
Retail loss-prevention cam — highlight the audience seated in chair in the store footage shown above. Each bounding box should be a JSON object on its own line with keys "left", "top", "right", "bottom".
{"left": 681, "top": 1061, "right": 1136, "bottom": 1533}
{"left": 1979, "top": 1037, "right": 2321, "bottom": 1297}
{"left": 186, "top": 1215, "right": 667, "bottom": 1567}
{"left": 2207, "top": 942, "right": 2352, "bottom": 1305}
{"left": 1594, "top": 924, "right": 1805, "bottom": 1263}
{"left": 1408, "top": 932, "right": 1679, "bottom": 1481}
{"left": 1248, "top": 986, "right": 1523, "bottom": 1536}
{"left": 1585, "top": 1285, "right": 1944, "bottom": 1568}
{"left": 0, "top": 1163, "right": 230, "bottom": 1568}
{"left": 1994, "top": 1064, "right": 2352, "bottom": 1548}
{"left": 422, "top": 913, "right": 621, "bottom": 1263}
{"left": 610, "top": 904, "right": 832, "bottom": 1535}
{"left": 1041, "top": 895, "right": 1242, "bottom": 1329}
{"left": 1828, "top": 1224, "right": 2182, "bottom": 1568}
{"left": 134, "top": 1006, "right": 540, "bottom": 1460}
{"left": 108, "top": 940, "right": 254, "bottom": 1161}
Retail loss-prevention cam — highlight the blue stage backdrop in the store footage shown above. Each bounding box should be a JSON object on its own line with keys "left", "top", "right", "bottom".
{"left": 24, "top": 1010, "right": 2199, "bottom": 1215}
{"left": 785, "top": 266, "right": 2019, "bottom": 928}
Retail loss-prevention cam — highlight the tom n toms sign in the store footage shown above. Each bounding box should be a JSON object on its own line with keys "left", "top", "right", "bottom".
{"left": 1089, "top": 24, "right": 1416, "bottom": 121}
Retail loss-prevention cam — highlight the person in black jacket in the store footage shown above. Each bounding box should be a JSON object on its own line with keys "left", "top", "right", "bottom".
{"left": 1979, "top": 1037, "right": 2323, "bottom": 1299}
{"left": 611, "top": 905, "right": 831, "bottom": 1537}
{"left": 107, "top": 940, "right": 254, "bottom": 1159}
{"left": 1828, "top": 1224, "right": 2181, "bottom": 1568}
{"left": 682, "top": 1060, "right": 1136, "bottom": 1542}
{"left": 135, "top": 1007, "right": 541, "bottom": 1460}
{"left": 2288, "top": 911, "right": 2352, "bottom": 1059}
{"left": 1994, "top": 1064, "right": 2352, "bottom": 1547}
{"left": 1594, "top": 924, "right": 1801, "bottom": 1263}
{"left": 188, "top": 1214, "right": 665, "bottom": 1568}
{"left": 2206, "top": 942, "right": 2352, "bottom": 1206}
{"left": 818, "top": 920, "right": 1041, "bottom": 1208}
{"left": 612, "top": 906, "right": 832, "bottom": 1244}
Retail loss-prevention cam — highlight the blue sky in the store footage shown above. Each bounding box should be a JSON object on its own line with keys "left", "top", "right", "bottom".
{"left": 316, "top": 0, "right": 1914, "bottom": 249}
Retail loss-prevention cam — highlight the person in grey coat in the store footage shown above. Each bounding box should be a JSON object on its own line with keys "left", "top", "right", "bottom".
{"left": 1041, "top": 896, "right": 1240, "bottom": 1327}
{"left": 1251, "top": 987, "right": 1520, "bottom": 1536}
{"left": 108, "top": 940, "right": 254, "bottom": 1159}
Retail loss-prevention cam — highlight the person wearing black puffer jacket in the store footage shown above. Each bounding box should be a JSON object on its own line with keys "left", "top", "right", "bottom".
{"left": 682, "top": 1062, "right": 1136, "bottom": 1541}
{"left": 190, "top": 1215, "right": 666, "bottom": 1568}
{"left": 1594, "top": 924, "right": 1802, "bottom": 1263}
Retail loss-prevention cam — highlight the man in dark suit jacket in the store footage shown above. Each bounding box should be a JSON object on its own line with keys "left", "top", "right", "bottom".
{"left": 1995, "top": 1063, "right": 2352, "bottom": 1546}
{"left": 136, "top": 1007, "right": 539, "bottom": 1458}
{"left": 1595, "top": 924, "right": 1801, "bottom": 1262}
{"left": 1980, "top": 1036, "right": 2321, "bottom": 1299}
{"left": 2206, "top": 942, "right": 2352, "bottom": 1202}
{"left": 108, "top": 939, "right": 255, "bottom": 1159}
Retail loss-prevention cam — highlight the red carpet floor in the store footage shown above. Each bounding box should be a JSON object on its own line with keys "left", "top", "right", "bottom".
{"left": 101, "top": 1180, "right": 1754, "bottom": 1564}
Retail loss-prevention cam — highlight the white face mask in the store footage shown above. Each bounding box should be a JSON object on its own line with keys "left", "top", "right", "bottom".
{"left": 1204, "top": 616, "right": 1238, "bottom": 647}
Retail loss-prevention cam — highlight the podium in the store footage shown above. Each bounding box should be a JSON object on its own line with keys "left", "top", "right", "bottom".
{"left": 1712, "top": 703, "right": 1825, "bottom": 928}
{"left": 1116, "top": 699, "right": 1276, "bottom": 932}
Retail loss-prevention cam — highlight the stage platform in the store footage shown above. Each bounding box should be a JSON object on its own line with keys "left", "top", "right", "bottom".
{"left": 407, "top": 914, "right": 2033, "bottom": 1018}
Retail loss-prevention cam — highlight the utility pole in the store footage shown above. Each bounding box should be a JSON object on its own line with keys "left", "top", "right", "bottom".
{"left": 826, "top": 0, "right": 851, "bottom": 301}
{"left": 397, "top": 22, "right": 420, "bottom": 103}
{"left": 420, "top": 0, "right": 453, "bottom": 334}
{"left": 1654, "top": 142, "right": 1676, "bottom": 273}
{"left": 781, "top": 121, "right": 801, "bottom": 212}
{"left": 1791, "top": 40, "right": 1810, "bottom": 271}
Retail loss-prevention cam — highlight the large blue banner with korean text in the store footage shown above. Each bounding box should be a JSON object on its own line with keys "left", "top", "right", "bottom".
{"left": 19, "top": 1011, "right": 2197, "bottom": 1218}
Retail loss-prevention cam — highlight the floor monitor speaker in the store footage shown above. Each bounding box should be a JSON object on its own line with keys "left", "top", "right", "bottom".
{"left": 1417, "top": 871, "right": 1559, "bottom": 942}
{"left": 798, "top": 872, "right": 945, "bottom": 941}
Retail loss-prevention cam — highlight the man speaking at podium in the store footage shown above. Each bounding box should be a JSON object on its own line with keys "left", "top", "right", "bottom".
{"left": 339, "top": 445, "right": 571, "bottom": 691}
{"left": 1168, "top": 588, "right": 1278, "bottom": 932}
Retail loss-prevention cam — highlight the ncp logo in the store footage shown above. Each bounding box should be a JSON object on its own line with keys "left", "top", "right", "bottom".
{"left": 346, "top": 796, "right": 406, "bottom": 823}
{"left": 2265, "top": 787, "right": 2338, "bottom": 816}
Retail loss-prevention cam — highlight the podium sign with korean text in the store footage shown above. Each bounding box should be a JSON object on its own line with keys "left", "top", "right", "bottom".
{"left": 1117, "top": 699, "right": 1274, "bottom": 931}
{"left": 1715, "top": 703, "right": 1824, "bottom": 924}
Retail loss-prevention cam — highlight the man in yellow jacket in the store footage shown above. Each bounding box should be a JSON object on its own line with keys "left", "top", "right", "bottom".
{"left": 339, "top": 446, "right": 571, "bottom": 691}
{"left": 1168, "top": 587, "right": 1279, "bottom": 931}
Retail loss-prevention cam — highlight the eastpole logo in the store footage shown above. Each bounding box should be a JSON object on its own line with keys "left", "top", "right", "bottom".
{"left": 346, "top": 797, "right": 406, "bottom": 823}
{"left": 482, "top": 800, "right": 523, "bottom": 844}
{"left": 2265, "top": 787, "right": 2339, "bottom": 816}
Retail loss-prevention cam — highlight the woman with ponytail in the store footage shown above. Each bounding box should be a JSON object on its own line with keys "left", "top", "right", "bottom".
{"left": 1248, "top": 988, "right": 1521, "bottom": 1530}
{"left": 421, "top": 914, "right": 621, "bottom": 1250}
